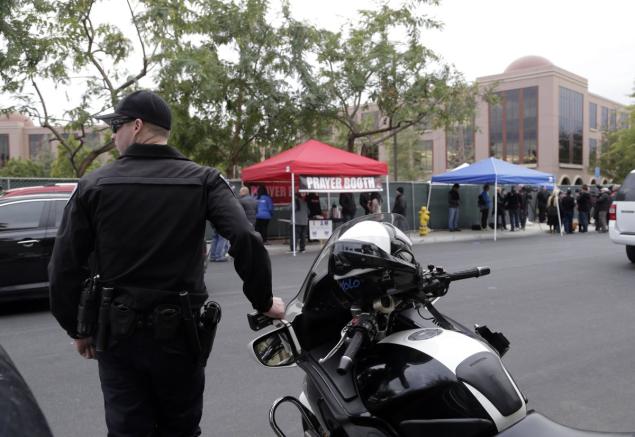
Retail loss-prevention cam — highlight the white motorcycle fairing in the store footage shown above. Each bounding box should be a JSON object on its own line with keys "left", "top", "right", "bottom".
{"left": 372, "top": 327, "right": 527, "bottom": 432}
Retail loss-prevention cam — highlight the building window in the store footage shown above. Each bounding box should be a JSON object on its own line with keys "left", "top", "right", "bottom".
{"left": 446, "top": 123, "right": 474, "bottom": 169}
{"left": 558, "top": 86, "right": 583, "bottom": 165}
{"left": 620, "top": 112, "right": 629, "bottom": 129}
{"left": 609, "top": 109, "right": 617, "bottom": 131}
{"left": 589, "top": 102, "right": 597, "bottom": 129}
{"left": 601, "top": 106, "right": 609, "bottom": 130}
{"left": 361, "top": 111, "right": 380, "bottom": 130}
{"left": 0, "top": 134, "right": 8, "bottom": 168}
{"left": 523, "top": 86, "right": 538, "bottom": 164}
{"left": 488, "top": 86, "right": 538, "bottom": 164}
{"left": 589, "top": 138, "right": 598, "bottom": 169}
{"left": 28, "top": 134, "right": 48, "bottom": 159}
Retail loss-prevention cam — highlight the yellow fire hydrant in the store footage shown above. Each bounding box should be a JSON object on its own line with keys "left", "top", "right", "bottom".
{"left": 419, "top": 206, "right": 430, "bottom": 236}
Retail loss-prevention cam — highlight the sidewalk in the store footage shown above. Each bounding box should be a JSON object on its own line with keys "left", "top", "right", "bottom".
{"left": 263, "top": 221, "right": 550, "bottom": 256}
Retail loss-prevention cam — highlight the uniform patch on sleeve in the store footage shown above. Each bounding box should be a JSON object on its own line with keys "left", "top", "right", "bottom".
{"left": 219, "top": 174, "right": 237, "bottom": 197}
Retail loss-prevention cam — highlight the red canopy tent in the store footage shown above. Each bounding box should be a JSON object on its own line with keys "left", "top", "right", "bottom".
{"left": 241, "top": 139, "right": 389, "bottom": 255}
{"left": 241, "top": 139, "right": 388, "bottom": 182}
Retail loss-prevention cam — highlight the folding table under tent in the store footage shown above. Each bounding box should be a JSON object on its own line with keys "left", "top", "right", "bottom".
{"left": 430, "top": 157, "right": 557, "bottom": 240}
{"left": 241, "top": 139, "right": 389, "bottom": 255}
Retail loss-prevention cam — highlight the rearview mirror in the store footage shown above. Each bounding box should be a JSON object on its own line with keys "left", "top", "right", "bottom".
{"left": 249, "top": 321, "right": 301, "bottom": 367}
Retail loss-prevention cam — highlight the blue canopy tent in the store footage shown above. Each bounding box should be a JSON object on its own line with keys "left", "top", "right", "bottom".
{"left": 430, "top": 157, "right": 558, "bottom": 240}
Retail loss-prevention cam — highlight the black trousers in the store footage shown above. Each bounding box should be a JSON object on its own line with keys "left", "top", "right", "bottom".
{"left": 480, "top": 208, "right": 489, "bottom": 229}
{"left": 289, "top": 224, "right": 306, "bottom": 251}
{"left": 97, "top": 330, "right": 204, "bottom": 437}
{"left": 255, "top": 219, "right": 270, "bottom": 243}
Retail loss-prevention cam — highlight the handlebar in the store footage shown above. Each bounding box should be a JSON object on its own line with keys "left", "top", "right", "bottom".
{"left": 419, "top": 265, "right": 491, "bottom": 297}
{"left": 337, "top": 330, "right": 364, "bottom": 375}
{"left": 447, "top": 266, "right": 490, "bottom": 281}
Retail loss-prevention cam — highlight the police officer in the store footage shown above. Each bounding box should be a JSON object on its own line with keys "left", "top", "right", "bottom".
{"left": 48, "top": 90, "right": 285, "bottom": 437}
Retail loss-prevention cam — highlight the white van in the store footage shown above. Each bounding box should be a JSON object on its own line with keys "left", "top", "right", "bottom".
{"left": 609, "top": 170, "right": 635, "bottom": 262}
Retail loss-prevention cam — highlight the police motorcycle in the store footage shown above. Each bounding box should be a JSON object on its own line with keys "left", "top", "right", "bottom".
{"left": 248, "top": 214, "right": 633, "bottom": 437}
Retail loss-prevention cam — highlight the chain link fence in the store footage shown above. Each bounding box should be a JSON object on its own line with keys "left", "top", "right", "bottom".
{"left": 3, "top": 177, "right": 589, "bottom": 238}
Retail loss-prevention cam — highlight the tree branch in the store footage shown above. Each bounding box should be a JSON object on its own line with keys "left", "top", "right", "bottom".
{"left": 32, "top": 80, "right": 80, "bottom": 175}
{"left": 115, "top": 0, "right": 149, "bottom": 92}
{"left": 81, "top": 6, "right": 116, "bottom": 95}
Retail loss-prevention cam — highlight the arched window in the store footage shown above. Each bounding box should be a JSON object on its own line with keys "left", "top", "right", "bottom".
{"left": 560, "top": 176, "right": 571, "bottom": 185}
{"left": 573, "top": 177, "right": 584, "bottom": 186}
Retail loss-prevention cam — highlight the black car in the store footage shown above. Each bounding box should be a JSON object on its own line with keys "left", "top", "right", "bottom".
{"left": 0, "top": 193, "right": 70, "bottom": 302}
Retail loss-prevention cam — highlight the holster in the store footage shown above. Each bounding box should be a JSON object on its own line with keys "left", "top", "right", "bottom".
{"left": 95, "top": 287, "right": 114, "bottom": 353}
{"left": 198, "top": 301, "right": 222, "bottom": 367}
{"left": 76, "top": 275, "right": 101, "bottom": 338}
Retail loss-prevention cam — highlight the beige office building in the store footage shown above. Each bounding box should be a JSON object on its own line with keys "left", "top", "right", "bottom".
{"left": 0, "top": 113, "right": 106, "bottom": 169}
{"left": 0, "top": 113, "right": 57, "bottom": 167}
{"left": 423, "top": 55, "right": 628, "bottom": 185}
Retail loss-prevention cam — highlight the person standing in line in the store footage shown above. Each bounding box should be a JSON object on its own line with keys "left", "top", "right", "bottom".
{"left": 289, "top": 192, "right": 308, "bottom": 252}
{"left": 339, "top": 192, "right": 357, "bottom": 222}
{"left": 536, "top": 186, "right": 548, "bottom": 223}
{"left": 209, "top": 227, "right": 230, "bottom": 262}
{"left": 518, "top": 186, "right": 531, "bottom": 230}
{"left": 546, "top": 189, "right": 560, "bottom": 233}
{"left": 359, "top": 192, "right": 371, "bottom": 215}
{"left": 391, "top": 186, "right": 407, "bottom": 231}
{"left": 48, "top": 90, "right": 285, "bottom": 437}
{"left": 447, "top": 183, "right": 461, "bottom": 232}
{"left": 576, "top": 184, "right": 591, "bottom": 233}
{"left": 238, "top": 186, "right": 258, "bottom": 226}
{"left": 370, "top": 192, "right": 383, "bottom": 214}
{"left": 505, "top": 186, "right": 521, "bottom": 231}
{"left": 477, "top": 184, "right": 491, "bottom": 230}
{"left": 595, "top": 187, "right": 611, "bottom": 233}
{"left": 306, "top": 192, "right": 323, "bottom": 242}
{"left": 306, "top": 193, "right": 323, "bottom": 218}
{"left": 561, "top": 189, "right": 575, "bottom": 234}
{"left": 255, "top": 184, "right": 274, "bottom": 244}
{"left": 495, "top": 187, "right": 507, "bottom": 230}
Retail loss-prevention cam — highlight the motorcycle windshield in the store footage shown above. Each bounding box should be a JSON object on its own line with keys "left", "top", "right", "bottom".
{"left": 285, "top": 213, "right": 404, "bottom": 320}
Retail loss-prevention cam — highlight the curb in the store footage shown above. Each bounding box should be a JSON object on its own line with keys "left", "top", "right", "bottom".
{"left": 261, "top": 222, "right": 549, "bottom": 256}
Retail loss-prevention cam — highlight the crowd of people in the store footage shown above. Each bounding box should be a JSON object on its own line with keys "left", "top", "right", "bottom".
{"left": 448, "top": 183, "right": 534, "bottom": 232}
{"left": 448, "top": 183, "right": 617, "bottom": 234}
{"left": 541, "top": 184, "right": 615, "bottom": 234}
{"left": 210, "top": 185, "right": 409, "bottom": 255}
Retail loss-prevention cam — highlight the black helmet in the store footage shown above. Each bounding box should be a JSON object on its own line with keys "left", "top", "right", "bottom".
{"left": 329, "top": 221, "right": 418, "bottom": 303}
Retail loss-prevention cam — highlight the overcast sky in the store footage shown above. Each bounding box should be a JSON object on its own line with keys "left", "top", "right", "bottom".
{"left": 15, "top": 0, "right": 634, "bottom": 121}
{"left": 288, "top": 0, "right": 635, "bottom": 105}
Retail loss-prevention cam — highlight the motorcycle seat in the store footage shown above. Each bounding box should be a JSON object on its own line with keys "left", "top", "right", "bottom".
{"left": 497, "top": 412, "right": 634, "bottom": 436}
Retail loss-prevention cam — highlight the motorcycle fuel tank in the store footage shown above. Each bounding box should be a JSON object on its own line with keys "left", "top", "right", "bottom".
{"left": 355, "top": 328, "right": 526, "bottom": 434}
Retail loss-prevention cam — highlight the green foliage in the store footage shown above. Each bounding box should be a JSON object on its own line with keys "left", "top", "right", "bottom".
{"left": 0, "top": 0, "right": 153, "bottom": 177}
{"left": 51, "top": 141, "right": 108, "bottom": 178}
{"left": 306, "top": 0, "right": 480, "bottom": 153}
{"left": 0, "top": 158, "right": 48, "bottom": 177}
{"left": 600, "top": 106, "right": 635, "bottom": 182}
{"left": 143, "top": 0, "right": 322, "bottom": 176}
{"left": 2, "top": 0, "right": 485, "bottom": 178}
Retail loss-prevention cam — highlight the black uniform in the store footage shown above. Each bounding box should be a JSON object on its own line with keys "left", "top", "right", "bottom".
{"left": 49, "top": 143, "right": 272, "bottom": 437}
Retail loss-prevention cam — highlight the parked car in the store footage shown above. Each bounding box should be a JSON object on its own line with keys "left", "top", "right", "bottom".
{"left": 1, "top": 183, "right": 77, "bottom": 198}
{"left": 609, "top": 170, "right": 635, "bottom": 263}
{"left": 0, "top": 193, "right": 71, "bottom": 302}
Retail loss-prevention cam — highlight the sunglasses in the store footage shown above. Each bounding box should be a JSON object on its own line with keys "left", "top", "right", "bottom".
{"left": 110, "top": 118, "right": 135, "bottom": 133}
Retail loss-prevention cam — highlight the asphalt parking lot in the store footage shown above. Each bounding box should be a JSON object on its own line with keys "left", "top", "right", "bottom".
{"left": 1, "top": 230, "right": 634, "bottom": 436}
